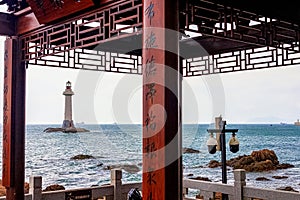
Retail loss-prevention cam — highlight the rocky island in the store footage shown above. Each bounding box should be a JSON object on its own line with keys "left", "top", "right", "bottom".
{"left": 43, "top": 127, "right": 90, "bottom": 133}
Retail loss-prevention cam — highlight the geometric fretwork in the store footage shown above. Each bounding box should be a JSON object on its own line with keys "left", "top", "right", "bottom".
{"left": 183, "top": 46, "right": 300, "bottom": 77}
{"left": 28, "top": 49, "right": 142, "bottom": 74}
{"left": 21, "top": 0, "right": 300, "bottom": 76}
{"left": 183, "top": 0, "right": 300, "bottom": 52}
{"left": 22, "top": 0, "right": 300, "bottom": 63}
{"left": 21, "top": 0, "right": 142, "bottom": 62}
{"left": 27, "top": 46, "right": 300, "bottom": 77}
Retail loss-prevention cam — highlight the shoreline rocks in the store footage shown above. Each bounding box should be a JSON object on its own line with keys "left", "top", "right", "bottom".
{"left": 208, "top": 149, "right": 294, "bottom": 172}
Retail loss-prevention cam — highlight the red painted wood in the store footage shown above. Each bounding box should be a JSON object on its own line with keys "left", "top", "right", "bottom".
{"left": 26, "top": 0, "right": 94, "bottom": 24}
{"left": 142, "top": 0, "right": 181, "bottom": 199}
{"left": 2, "top": 39, "right": 13, "bottom": 187}
{"left": 3, "top": 38, "right": 26, "bottom": 200}
{"left": 17, "top": 12, "right": 41, "bottom": 35}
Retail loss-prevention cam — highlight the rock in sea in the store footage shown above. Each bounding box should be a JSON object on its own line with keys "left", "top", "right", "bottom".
{"left": 71, "top": 154, "right": 95, "bottom": 160}
{"left": 43, "top": 127, "right": 90, "bottom": 133}
{"left": 208, "top": 149, "right": 294, "bottom": 172}
{"left": 103, "top": 164, "right": 141, "bottom": 173}
{"left": 43, "top": 184, "right": 65, "bottom": 192}
{"left": 183, "top": 147, "right": 200, "bottom": 154}
{"left": 276, "top": 186, "right": 299, "bottom": 193}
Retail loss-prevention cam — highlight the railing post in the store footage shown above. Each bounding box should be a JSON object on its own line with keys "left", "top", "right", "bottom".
{"left": 111, "top": 169, "right": 122, "bottom": 200}
{"left": 29, "top": 176, "right": 42, "bottom": 200}
{"left": 233, "top": 169, "right": 246, "bottom": 200}
{"left": 182, "top": 187, "right": 188, "bottom": 197}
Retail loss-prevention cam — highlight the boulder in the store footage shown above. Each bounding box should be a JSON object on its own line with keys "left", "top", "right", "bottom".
{"left": 251, "top": 149, "right": 279, "bottom": 165}
{"left": 104, "top": 164, "right": 141, "bottom": 173}
{"left": 190, "top": 176, "right": 212, "bottom": 182}
{"left": 276, "top": 163, "right": 295, "bottom": 169}
{"left": 43, "top": 184, "right": 65, "bottom": 192}
{"left": 71, "top": 154, "right": 95, "bottom": 160}
{"left": 24, "top": 182, "right": 29, "bottom": 194}
{"left": 0, "top": 180, "right": 29, "bottom": 197}
{"left": 256, "top": 177, "right": 271, "bottom": 181}
{"left": 209, "top": 149, "right": 294, "bottom": 172}
{"left": 249, "top": 160, "right": 277, "bottom": 172}
{"left": 183, "top": 147, "right": 200, "bottom": 154}
{"left": 196, "top": 192, "right": 222, "bottom": 200}
{"left": 0, "top": 181, "right": 5, "bottom": 197}
{"left": 276, "top": 186, "right": 299, "bottom": 193}
{"left": 272, "top": 176, "right": 288, "bottom": 179}
{"left": 186, "top": 173, "right": 194, "bottom": 177}
{"left": 208, "top": 160, "right": 221, "bottom": 168}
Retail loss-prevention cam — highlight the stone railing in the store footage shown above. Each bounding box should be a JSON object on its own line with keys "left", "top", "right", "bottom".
{"left": 0, "top": 169, "right": 141, "bottom": 200}
{"left": 183, "top": 169, "right": 300, "bottom": 200}
{"left": 1, "top": 169, "right": 299, "bottom": 200}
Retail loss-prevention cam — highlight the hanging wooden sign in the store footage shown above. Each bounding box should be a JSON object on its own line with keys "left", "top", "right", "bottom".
{"left": 26, "top": 0, "right": 94, "bottom": 24}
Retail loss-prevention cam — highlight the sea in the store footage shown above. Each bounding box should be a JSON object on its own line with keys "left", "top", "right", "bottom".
{"left": 0, "top": 123, "right": 300, "bottom": 193}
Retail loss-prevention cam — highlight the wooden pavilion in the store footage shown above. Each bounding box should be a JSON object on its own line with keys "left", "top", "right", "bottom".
{"left": 1, "top": 0, "right": 300, "bottom": 199}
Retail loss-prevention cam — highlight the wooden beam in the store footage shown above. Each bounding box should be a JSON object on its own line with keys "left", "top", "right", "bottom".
{"left": 26, "top": 0, "right": 94, "bottom": 24}
{"left": 16, "top": 12, "right": 41, "bottom": 35}
{"left": 142, "top": 0, "right": 182, "bottom": 199}
{"left": 0, "top": 13, "right": 15, "bottom": 36}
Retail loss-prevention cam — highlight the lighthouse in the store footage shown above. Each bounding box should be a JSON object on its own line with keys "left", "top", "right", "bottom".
{"left": 62, "top": 81, "right": 75, "bottom": 131}
{"left": 43, "top": 81, "right": 89, "bottom": 133}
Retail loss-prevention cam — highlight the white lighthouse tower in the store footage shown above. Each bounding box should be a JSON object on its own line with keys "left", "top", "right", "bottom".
{"left": 43, "top": 81, "right": 89, "bottom": 133}
{"left": 62, "top": 81, "right": 75, "bottom": 131}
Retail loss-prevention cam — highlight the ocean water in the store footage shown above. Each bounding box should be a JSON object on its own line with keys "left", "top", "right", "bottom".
{"left": 0, "top": 124, "right": 300, "bottom": 192}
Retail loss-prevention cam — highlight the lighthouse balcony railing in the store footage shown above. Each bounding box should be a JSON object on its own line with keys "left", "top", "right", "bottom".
{"left": 1, "top": 169, "right": 300, "bottom": 200}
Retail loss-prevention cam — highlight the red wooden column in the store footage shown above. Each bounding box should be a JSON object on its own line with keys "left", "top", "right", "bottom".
{"left": 3, "top": 38, "right": 26, "bottom": 200}
{"left": 142, "top": 0, "right": 182, "bottom": 199}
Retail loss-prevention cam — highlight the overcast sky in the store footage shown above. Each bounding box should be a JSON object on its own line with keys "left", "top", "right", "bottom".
{"left": 1, "top": 6, "right": 300, "bottom": 125}
{"left": 1, "top": 35, "right": 300, "bottom": 125}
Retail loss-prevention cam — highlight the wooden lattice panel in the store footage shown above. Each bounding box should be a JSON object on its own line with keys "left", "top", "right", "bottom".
{"left": 21, "top": 0, "right": 300, "bottom": 76}
{"left": 21, "top": 0, "right": 142, "bottom": 61}
{"left": 27, "top": 48, "right": 142, "bottom": 74}
{"left": 183, "top": 0, "right": 300, "bottom": 52}
{"left": 183, "top": 47, "right": 300, "bottom": 76}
